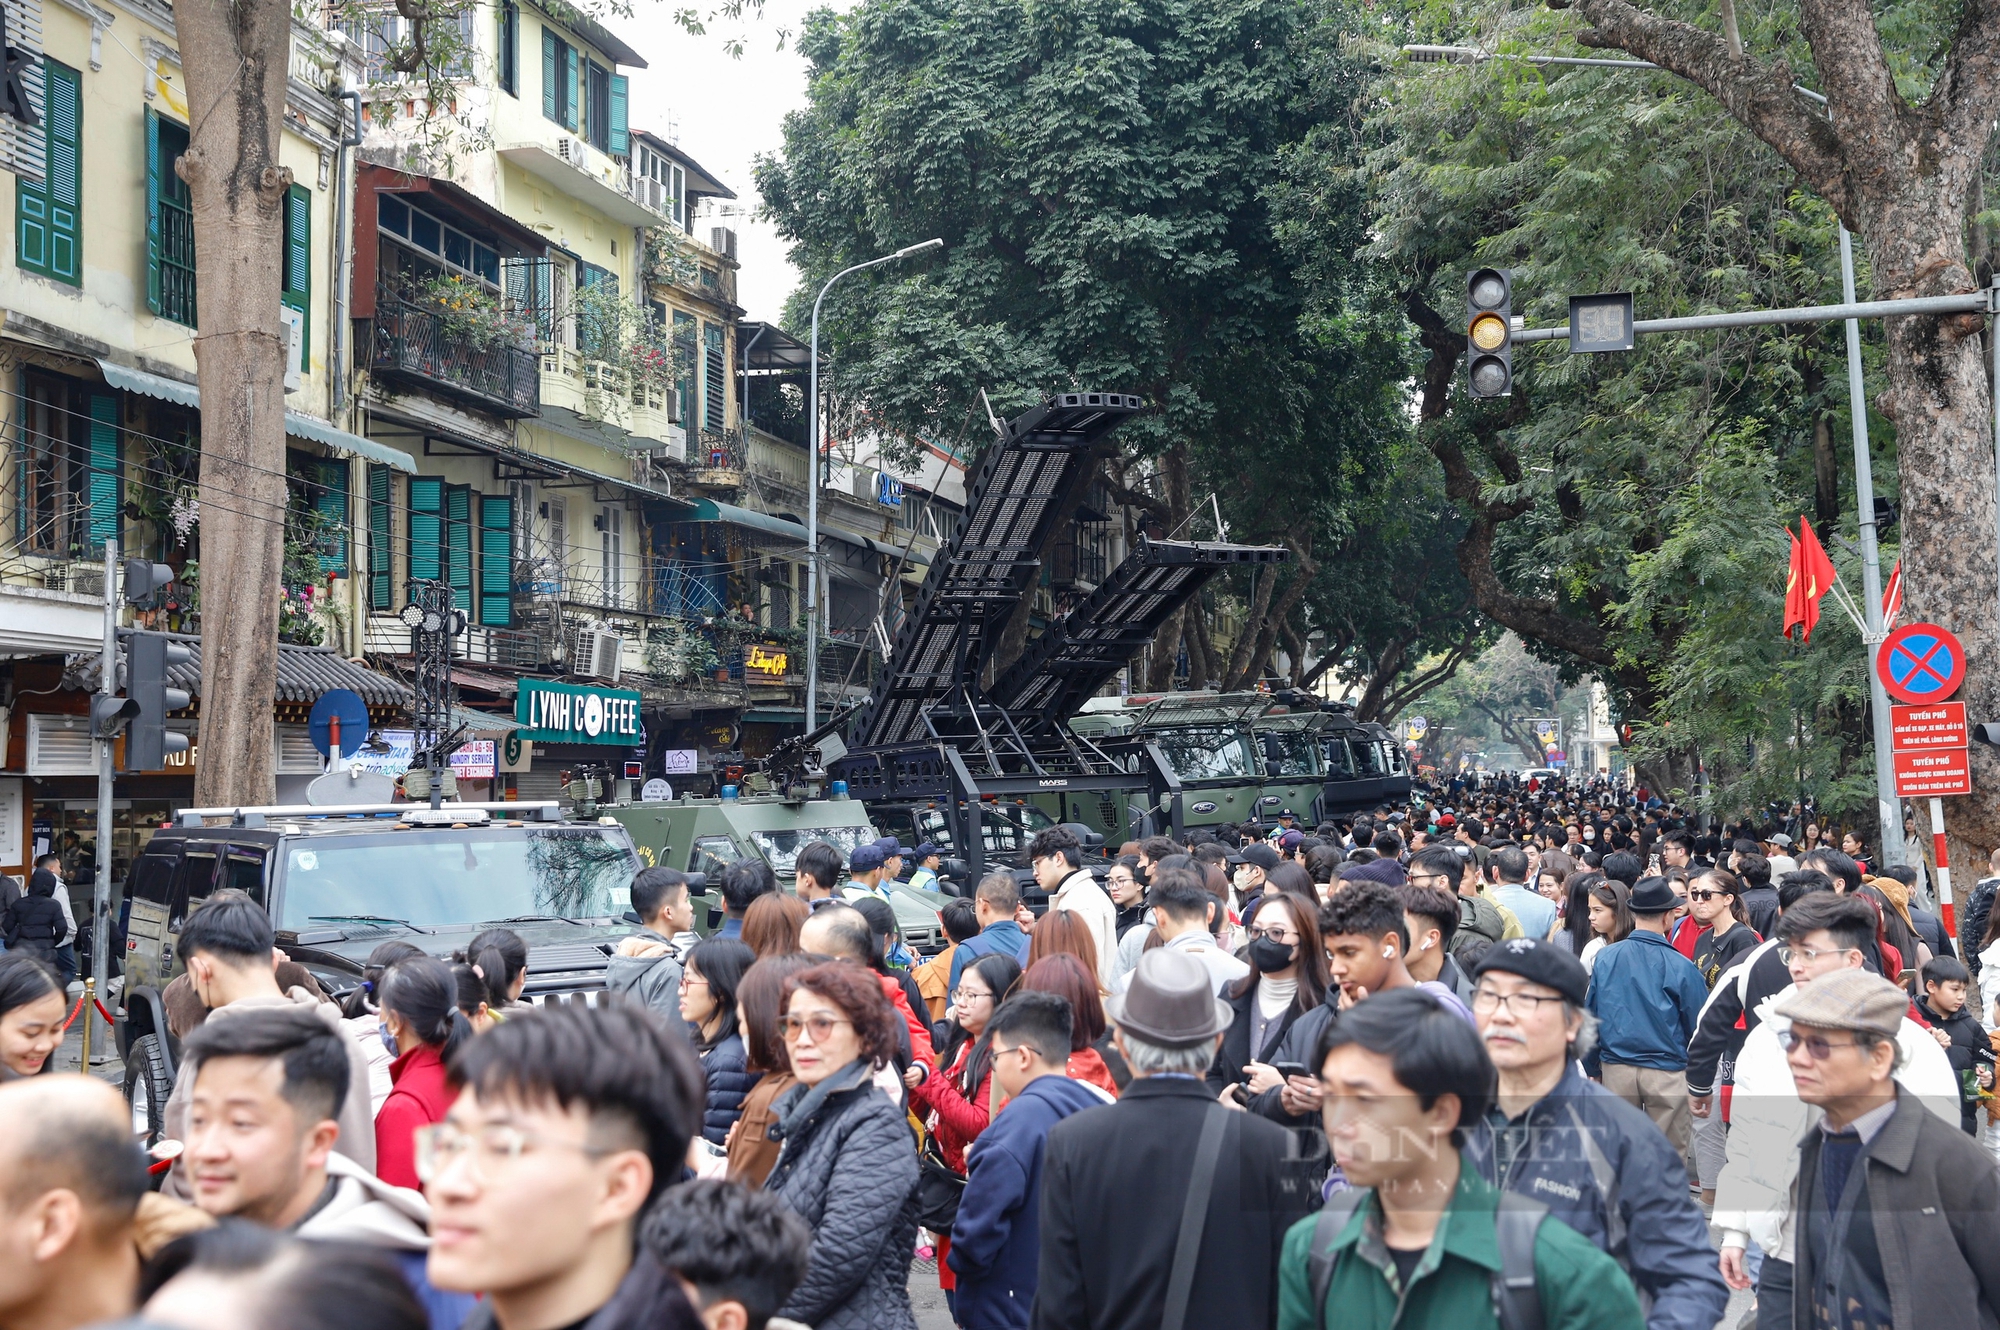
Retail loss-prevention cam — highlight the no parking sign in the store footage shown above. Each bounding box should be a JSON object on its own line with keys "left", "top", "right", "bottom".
{"left": 1876, "top": 623, "right": 1966, "bottom": 706}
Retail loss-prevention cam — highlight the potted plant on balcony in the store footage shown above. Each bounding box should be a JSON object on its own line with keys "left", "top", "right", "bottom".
{"left": 412, "top": 273, "right": 532, "bottom": 351}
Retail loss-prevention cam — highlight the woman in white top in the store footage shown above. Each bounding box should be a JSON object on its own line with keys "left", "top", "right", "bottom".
{"left": 1579, "top": 879, "right": 1634, "bottom": 975}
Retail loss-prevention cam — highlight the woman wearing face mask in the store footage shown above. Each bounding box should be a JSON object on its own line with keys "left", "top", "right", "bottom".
{"left": 1209, "top": 891, "right": 1326, "bottom": 1102}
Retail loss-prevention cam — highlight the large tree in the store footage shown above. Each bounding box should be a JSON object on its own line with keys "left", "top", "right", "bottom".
{"left": 756, "top": 0, "right": 1419, "bottom": 686}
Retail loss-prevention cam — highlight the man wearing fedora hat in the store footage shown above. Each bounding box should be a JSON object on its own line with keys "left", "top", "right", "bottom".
{"left": 1034, "top": 948, "right": 1311, "bottom": 1330}
{"left": 1585, "top": 876, "right": 1709, "bottom": 1152}
{"left": 1777, "top": 969, "right": 2000, "bottom": 1330}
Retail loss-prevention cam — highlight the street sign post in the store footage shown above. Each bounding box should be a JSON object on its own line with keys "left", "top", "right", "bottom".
{"left": 1876, "top": 623, "right": 1967, "bottom": 705}
{"left": 1878, "top": 626, "right": 1970, "bottom": 929}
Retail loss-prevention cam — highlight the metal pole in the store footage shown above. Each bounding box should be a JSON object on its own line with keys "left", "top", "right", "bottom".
{"left": 804, "top": 238, "right": 943, "bottom": 730}
{"left": 1837, "top": 227, "right": 1905, "bottom": 869}
{"left": 92, "top": 539, "right": 117, "bottom": 1066}
{"left": 1512, "top": 290, "right": 1991, "bottom": 341}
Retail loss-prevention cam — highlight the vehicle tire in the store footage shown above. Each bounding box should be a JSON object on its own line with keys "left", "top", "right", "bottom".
{"left": 125, "top": 1032, "right": 172, "bottom": 1147}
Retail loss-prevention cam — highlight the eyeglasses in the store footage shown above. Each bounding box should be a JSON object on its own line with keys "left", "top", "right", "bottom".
{"left": 413, "top": 1122, "right": 613, "bottom": 1183}
{"left": 679, "top": 973, "right": 709, "bottom": 991}
{"left": 1470, "top": 988, "right": 1567, "bottom": 1016}
{"left": 952, "top": 986, "right": 993, "bottom": 1003}
{"left": 1777, "top": 1029, "right": 1869, "bottom": 1060}
{"left": 782, "top": 1013, "right": 854, "bottom": 1043}
{"left": 1245, "top": 926, "right": 1299, "bottom": 944}
{"left": 1779, "top": 945, "right": 1859, "bottom": 967}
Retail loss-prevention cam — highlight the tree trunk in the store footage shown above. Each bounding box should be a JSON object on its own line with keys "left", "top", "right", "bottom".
{"left": 177, "top": 0, "right": 293, "bottom": 809}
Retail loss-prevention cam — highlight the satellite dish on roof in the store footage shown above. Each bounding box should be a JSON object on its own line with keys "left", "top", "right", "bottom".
{"left": 307, "top": 768, "right": 398, "bottom": 805}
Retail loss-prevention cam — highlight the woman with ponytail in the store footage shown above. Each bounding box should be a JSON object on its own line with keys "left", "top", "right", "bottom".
{"left": 374, "top": 955, "right": 474, "bottom": 1189}
{"left": 338, "top": 940, "right": 425, "bottom": 1115}
{"left": 459, "top": 928, "right": 530, "bottom": 1014}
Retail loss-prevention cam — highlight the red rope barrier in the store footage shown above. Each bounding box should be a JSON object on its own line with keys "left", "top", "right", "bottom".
{"left": 93, "top": 997, "right": 116, "bottom": 1026}
{"left": 58, "top": 994, "right": 86, "bottom": 1031}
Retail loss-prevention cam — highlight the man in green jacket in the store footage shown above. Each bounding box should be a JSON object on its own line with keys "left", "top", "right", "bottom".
{"left": 1277, "top": 988, "right": 1645, "bottom": 1330}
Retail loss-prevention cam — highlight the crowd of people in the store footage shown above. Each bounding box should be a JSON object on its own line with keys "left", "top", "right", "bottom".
{"left": 2, "top": 778, "right": 2000, "bottom": 1330}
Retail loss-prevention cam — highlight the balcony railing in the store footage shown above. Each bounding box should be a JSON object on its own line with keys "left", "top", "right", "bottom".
{"left": 370, "top": 297, "right": 542, "bottom": 419}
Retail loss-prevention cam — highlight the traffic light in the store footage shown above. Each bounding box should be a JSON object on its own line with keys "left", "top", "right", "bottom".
{"left": 125, "top": 631, "right": 192, "bottom": 771}
{"left": 90, "top": 694, "right": 139, "bottom": 740}
{"left": 123, "top": 559, "right": 176, "bottom": 608}
{"left": 1466, "top": 268, "right": 1513, "bottom": 397}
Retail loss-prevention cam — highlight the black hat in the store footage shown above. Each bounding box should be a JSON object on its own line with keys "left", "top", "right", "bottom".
{"left": 1238, "top": 844, "right": 1281, "bottom": 872}
{"left": 1628, "top": 875, "right": 1679, "bottom": 913}
{"left": 1472, "top": 937, "right": 1589, "bottom": 1008}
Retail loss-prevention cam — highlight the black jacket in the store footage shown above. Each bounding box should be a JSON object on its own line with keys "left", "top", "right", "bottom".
{"left": 1737, "top": 884, "right": 1780, "bottom": 939}
{"left": 765, "top": 1062, "right": 920, "bottom": 1330}
{"left": 1916, "top": 997, "right": 1993, "bottom": 1131}
{"left": 1248, "top": 1003, "right": 1337, "bottom": 1127}
{"left": 1963, "top": 875, "right": 2000, "bottom": 975}
{"left": 1685, "top": 937, "right": 1789, "bottom": 1099}
{"left": 1033, "top": 1076, "right": 1313, "bottom": 1330}
{"left": 3, "top": 892, "right": 64, "bottom": 956}
{"left": 1205, "top": 981, "right": 1312, "bottom": 1095}
{"left": 456, "top": 1253, "right": 702, "bottom": 1330}
{"left": 697, "top": 1032, "right": 757, "bottom": 1146}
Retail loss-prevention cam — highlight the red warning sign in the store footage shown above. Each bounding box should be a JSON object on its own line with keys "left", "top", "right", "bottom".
{"left": 1890, "top": 702, "right": 1968, "bottom": 750}
{"left": 1893, "top": 747, "right": 1972, "bottom": 797}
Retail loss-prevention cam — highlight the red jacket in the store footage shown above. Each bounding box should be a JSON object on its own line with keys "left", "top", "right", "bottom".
{"left": 1066, "top": 1046, "right": 1119, "bottom": 1099}
{"left": 879, "top": 972, "right": 936, "bottom": 1069}
{"left": 911, "top": 1039, "right": 993, "bottom": 1171}
{"left": 375, "top": 1042, "right": 454, "bottom": 1190}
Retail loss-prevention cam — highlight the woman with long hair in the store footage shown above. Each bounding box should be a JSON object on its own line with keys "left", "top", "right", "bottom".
{"left": 338, "top": 940, "right": 425, "bottom": 1114}
{"left": 1560, "top": 870, "right": 1606, "bottom": 958}
{"left": 1581, "top": 879, "right": 1634, "bottom": 975}
{"left": 681, "top": 937, "right": 758, "bottom": 1145}
{"left": 1018, "top": 954, "right": 1119, "bottom": 1098}
{"left": 1024, "top": 910, "right": 1105, "bottom": 993}
{"left": 727, "top": 952, "right": 818, "bottom": 1187}
{"left": 0, "top": 954, "right": 65, "bottom": 1080}
{"left": 1211, "top": 891, "right": 1326, "bottom": 1100}
{"left": 374, "top": 955, "right": 474, "bottom": 1189}
{"left": 741, "top": 892, "right": 809, "bottom": 958}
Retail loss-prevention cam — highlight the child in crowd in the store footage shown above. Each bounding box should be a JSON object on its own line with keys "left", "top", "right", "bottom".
{"left": 642, "top": 1179, "right": 812, "bottom": 1330}
{"left": 1917, "top": 955, "right": 1995, "bottom": 1135}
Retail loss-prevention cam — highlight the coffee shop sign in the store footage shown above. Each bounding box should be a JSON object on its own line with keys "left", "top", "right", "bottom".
{"left": 515, "top": 681, "right": 644, "bottom": 745}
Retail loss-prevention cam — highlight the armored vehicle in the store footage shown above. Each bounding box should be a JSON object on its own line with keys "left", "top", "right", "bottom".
{"left": 119, "top": 801, "right": 642, "bottom": 1142}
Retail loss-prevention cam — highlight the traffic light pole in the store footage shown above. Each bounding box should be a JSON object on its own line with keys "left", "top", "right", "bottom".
{"left": 92, "top": 540, "right": 117, "bottom": 1067}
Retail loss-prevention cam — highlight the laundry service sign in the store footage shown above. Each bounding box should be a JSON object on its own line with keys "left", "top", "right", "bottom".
{"left": 515, "top": 681, "right": 644, "bottom": 745}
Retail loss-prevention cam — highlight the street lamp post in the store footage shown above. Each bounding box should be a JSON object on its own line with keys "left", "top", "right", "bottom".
{"left": 806, "top": 238, "right": 944, "bottom": 730}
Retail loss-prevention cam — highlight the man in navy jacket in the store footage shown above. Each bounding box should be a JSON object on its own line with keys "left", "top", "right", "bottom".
{"left": 1586, "top": 875, "right": 1709, "bottom": 1152}
{"left": 949, "top": 993, "right": 1104, "bottom": 1329}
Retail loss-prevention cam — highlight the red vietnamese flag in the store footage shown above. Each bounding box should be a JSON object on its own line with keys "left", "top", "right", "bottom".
{"left": 1783, "top": 524, "right": 1807, "bottom": 640}
{"left": 1795, "top": 518, "right": 1839, "bottom": 643}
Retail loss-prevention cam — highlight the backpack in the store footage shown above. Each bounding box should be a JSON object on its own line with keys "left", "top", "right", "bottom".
{"left": 1308, "top": 1188, "right": 1547, "bottom": 1330}
{"left": 1453, "top": 894, "right": 1507, "bottom": 961}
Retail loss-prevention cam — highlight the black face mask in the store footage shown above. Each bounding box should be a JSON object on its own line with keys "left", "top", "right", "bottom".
{"left": 1249, "top": 937, "right": 1296, "bottom": 973}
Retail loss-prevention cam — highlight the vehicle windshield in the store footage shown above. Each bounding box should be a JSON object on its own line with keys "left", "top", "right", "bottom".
{"left": 915, "top": 804, "right": 1054, "bottom": 855}
{"left": 1258, "top": 730, "right": 1321, "bottom": 778}
{"left": 1323, "top": 736, "right": 1358, "bottom": 777}
{"left": 1354, "top": 740, "right": 1390, "bottom": 777}
{"left": 277, "top": 827, "right": 638, "bottom": 930}
{"left": 748, "top": 825, "right": 876, "bottom": 877}
{"left": 1153, "top": 726, "right": 1255, "bottom": 780}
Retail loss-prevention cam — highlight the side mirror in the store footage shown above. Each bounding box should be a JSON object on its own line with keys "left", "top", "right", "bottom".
{"left": 939, "top": 857, "right": 970, "bottom": 880}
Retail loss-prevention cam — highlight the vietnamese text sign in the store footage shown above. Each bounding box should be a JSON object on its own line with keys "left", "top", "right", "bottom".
{"left": 1894, "top": 746, "right": 1972, "bottom": 797}
{"left": 515, "top": 681, "right": 644, "bottom": 745}
{"left": 1891, "top": 702, "right": 1967, "bottom": 750}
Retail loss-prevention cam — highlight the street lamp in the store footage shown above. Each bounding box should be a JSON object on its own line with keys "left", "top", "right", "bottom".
{"left": 805, "top": 237, "right": 944, "bottom": 730}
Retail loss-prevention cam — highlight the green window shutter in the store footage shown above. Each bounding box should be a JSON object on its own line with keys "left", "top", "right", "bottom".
{"left": 409, "top": 477, "right": 443, "bottom": 583}
{"left": 564, "top": 46, "right": 578, "bottom": 130}
{"left": 314, "top": 459, "right": 348, "bottom": 575}
{"left": 18, "top": 60, "right": 81, "bottom": 285}
{"left": 478, "top": 494, "right": 514, "bottom": 627}
{"left": 368, "top": 465, "right": 393, "bottom": 609}
{"left": 282, "top": 185, "right": 311, "bottom": 360}
{"left": 703, "top": 322, "right": 725, "bottom": 431}
{"left": 445, "top": 484, "right": 473, "bottom": 612}
{"left": 541, "top": 28, "right": 558, "bottom": 120}
{"left": 87, "top": 394, "right": 120, "bottom": 547}
{"left": 499, "top": 0, "right": 518, "bottom": 96}
{"left": 609, "top": 75, "right": 628, "bottom": 154}
{"left": 673, "top": 311, "right": 696, "bottom": 425}
{"left": 145, "top": 106, "right": 161, "bottom": 313}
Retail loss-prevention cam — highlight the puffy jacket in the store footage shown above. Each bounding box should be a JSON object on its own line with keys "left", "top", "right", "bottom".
{"left": 697, "top": 1032, "right": 756, "bottom": 1146}
{"left": 1584, "top": 930, "right": 1708, "bottom": 1073}
{"left": 603, "top": 928, "right": 684, "bottom": 1021}
{"left": 765, "top": 1059, "right": 921, "bottom": 1330}
{"left": 1917, "top": 996, "right": 1992, "bottom": 1131}
{"left": 1963, "top": 876, "right": 2000, "bottom": 976}
{"left": 1462, "top": 1064, "right": 1729, "bottom": 1330}
{"left": 1684, "top": 938, "right": 1789, "bottom": 1101}
{"left": 1711, "top": 987, "right": 1959, "bottom": 1261}
{"left": 880, "top": 972, "right": 936, "bottom": 1070}
{"left": 2, "top": 892, "right": 64, "bottom": 955}
{"left": 295, "top": 1152, "right": 476, "bottom": 1330}
{"left": 948, "top": 1073, "right": 1105, "bottom": 1329}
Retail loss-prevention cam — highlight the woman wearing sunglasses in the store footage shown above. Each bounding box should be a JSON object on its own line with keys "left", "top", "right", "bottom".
{"left": 1688, "top": 869, "right": 1760, "bottom": 990}
{"left": 763, "top": 962, "right": 920, "bottom": 1330}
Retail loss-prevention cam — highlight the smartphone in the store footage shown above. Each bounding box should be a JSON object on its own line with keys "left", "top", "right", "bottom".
{"left": 1274, "top": 1061, "right": 1311, "bottom": 1081}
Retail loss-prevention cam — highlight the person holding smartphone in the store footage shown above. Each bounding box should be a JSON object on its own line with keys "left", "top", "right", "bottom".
{"left": 1210, "top": 891, "right": 1327, "bottom": 1104}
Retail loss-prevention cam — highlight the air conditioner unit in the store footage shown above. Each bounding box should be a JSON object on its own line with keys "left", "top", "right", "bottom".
{"left": 585, "top": 630, "right": 624, "bottom": 682}
{"left": 709, "top": 227, "right": 737, "bottom": 260}
{"left": 557, "top": 137, "right": 581, "bottom": 166}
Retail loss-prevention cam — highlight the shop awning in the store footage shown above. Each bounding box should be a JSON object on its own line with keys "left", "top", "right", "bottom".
{"left": 681, "top": 500, "right": 930, "bottom": 566}
{"left": 96, "top": 360, "right": 419, "bottom": 473}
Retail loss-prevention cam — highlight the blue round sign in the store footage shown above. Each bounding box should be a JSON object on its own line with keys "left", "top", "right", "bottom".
{"left": 1876, "top": 623, "right": 1967, "bottom": 705}
{"left": 309, "top": 689, "right": 371, "bottom": 757}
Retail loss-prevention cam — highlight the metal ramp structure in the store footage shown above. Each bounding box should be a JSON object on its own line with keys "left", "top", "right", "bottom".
{"left": 829, "top": 392, "right": 1289, "bottom": 875}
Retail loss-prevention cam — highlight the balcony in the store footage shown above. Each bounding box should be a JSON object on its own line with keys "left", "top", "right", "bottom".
{"left": 538, "top": 346, "right": 681, "bottom": 451}
{"left": 370, "top": 298, "right": 541, "bottom": 419}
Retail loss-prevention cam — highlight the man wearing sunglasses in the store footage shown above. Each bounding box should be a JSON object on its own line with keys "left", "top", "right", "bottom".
{"left": 1711, "top": 893, "right": 1959, "bottom": 1330}
{"left": 1774, "top": 969, "right": 2000, "bottom": 1330}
